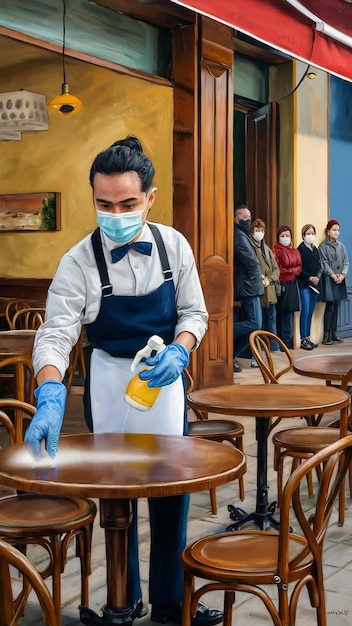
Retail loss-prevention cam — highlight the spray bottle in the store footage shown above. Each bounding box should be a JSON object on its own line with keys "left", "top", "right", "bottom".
{"left": 124, "top": 335, "right": 165, "bottom": 411}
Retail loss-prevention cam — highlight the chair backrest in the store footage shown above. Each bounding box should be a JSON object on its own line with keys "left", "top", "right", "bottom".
{"left": 0, "top": 398, "right": 36, "bottom": 446}
{"left": 184, "top": 368, "right": 208, "bottom": 421}
{"left": 278, "top": 435, "right": 352, "bottom": 585}
{"left": 249, "top": 330, "right": 293, "bottom": 384}
{"left": 0, "top": 538, "right": 58, "bottom": 626}
{"left": 0, "top": 355, "right": 35, "bottom": 424}
{"left": 11, "top": 307, "right": 45, "bottom": 330}
{"left": 5, "top": 299, "right": 30, "bottom": 329}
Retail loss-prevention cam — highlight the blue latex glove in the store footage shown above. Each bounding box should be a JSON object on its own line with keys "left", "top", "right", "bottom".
{"left": 24, "top": 380, "right": 67, "bottom": 459}
{"left": 139, "top": 343, "right": 189, "bottom": 388}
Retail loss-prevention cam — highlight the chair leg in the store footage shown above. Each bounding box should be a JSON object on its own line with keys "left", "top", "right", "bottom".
{"left": 76, "top": 522, "right": 94, "bottom": 606}
{"left": 307, "top": 469, "right": 314, "bottom": 498}
{"left": 234, "top": 436, "right": 245, "bottom": 501}
{"left": 182, "top": 571, "right": 194, "bottom": 626}
{"left": 50, "top": 535, "right": 62, "bottom": 626}
{"left": 277, "top": 453, "right": 285, "bottom": 507}
{"left": 224, "top": 591, "right": 235, "bottom": 626}
{"left": 209, "top": 488, "right": 217, "bottom": 516}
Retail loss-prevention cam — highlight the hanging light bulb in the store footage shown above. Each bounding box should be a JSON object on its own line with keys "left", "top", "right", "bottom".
{"left": 49, "top": 0, "right": 82, "bottom": 116}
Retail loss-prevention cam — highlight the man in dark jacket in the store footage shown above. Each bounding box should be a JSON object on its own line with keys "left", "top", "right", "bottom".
{"left": 234, "top": 205, "right": 264, "bottom": 371}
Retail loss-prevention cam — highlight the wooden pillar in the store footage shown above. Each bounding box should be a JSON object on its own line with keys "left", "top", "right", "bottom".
{"left": 173, "top": 18, "right": 234, "bottom": 388}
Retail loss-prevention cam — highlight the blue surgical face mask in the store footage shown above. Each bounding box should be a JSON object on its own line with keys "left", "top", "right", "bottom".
{"left": 96, "top": 189, "right": 154, "bottom": 243}
{"left": 96, "top": 209, "right": 143, "bottom": 243}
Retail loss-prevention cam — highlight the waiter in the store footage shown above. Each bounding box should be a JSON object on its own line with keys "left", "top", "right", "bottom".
{"left": 25, "top": 136, "right": 222, "bottom": 626}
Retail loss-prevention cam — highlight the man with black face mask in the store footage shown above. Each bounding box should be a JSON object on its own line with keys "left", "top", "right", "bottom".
{"left": 233, "top": 205, "right": 264, "bottom": 372}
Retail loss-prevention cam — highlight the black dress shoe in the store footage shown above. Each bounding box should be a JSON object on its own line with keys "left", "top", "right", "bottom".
{"left": 131, "top": 599, "right": 149, "bottom": 619}
{"left": 151, "top": 602, "right": 223, "bottom": 626}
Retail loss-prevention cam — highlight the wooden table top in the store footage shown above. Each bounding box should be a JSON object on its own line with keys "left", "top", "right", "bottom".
{"left": 293, "top": 354, "right": 352, "bottom": 381}
{"left": 187, "top": 383, "right": 350, "bottom": 418}
{"left": 0, "top": 330, "right": 36, "bottom": 358}
{"left": 0, "top": 433, "right": 246, "bottom": 500}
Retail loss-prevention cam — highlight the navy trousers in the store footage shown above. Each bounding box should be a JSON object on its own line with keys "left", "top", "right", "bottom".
{"left": 127, "top": 494, "right": 190, "bottom": 605}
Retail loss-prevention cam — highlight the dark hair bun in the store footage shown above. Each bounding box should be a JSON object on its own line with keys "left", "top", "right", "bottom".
{"left": 111, "top": 135, "right": 143, "bottom": 153}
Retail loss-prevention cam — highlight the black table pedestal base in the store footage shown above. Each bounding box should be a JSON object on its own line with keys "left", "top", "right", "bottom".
{"left": 226, "top": 502, "right": 280, "bottom": 532}
{"left": 226, "top": 417, "right": 280, "bottom": 532}
{"left": 79, "top": 604, "right": 139, "bottom": 626}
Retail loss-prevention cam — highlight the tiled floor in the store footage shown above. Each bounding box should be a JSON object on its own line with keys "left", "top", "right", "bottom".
{"left": 7, "top": 339, "right": 352, "bottom": 625}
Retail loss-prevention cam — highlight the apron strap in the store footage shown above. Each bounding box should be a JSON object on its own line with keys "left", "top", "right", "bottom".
{"left": 91, "top": 224, "right": 173, "bottom": 298}
{"left": 148, "top": 223, "right": 173, "bottom": 281}
{"left": 91, "top": 228, "right": 113, "bottom": 297}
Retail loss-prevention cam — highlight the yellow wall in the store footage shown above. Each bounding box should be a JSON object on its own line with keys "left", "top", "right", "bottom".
{"left": 0, "top": 44, "right": 173, "bottom": 279}
{"left": 295, "top": 60, "right": 329, "bottom": 344}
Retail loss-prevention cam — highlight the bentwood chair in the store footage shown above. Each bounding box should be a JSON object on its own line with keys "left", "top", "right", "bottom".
{"left": 185, "top": 369, "right": 245, "bottom": 516}
{"left": 249, "top": 330, "right": 351, "bottom": 524}
{"left": 5, "top": 299, "right": 30, "bottom": 329}
{"left": 181, "top": 436, "right": 352, "bottom": 626}
{"left": 11, "top": 307, "right": 45, "bottom": 330}
{"left": 0, "top": 398, "right": 97, "bottom": 625}
{"left": 0, "top": 354, "right": 35, "bottom": 407}
{"left": 0, "top": 538, "right": 58, "bottom": 626}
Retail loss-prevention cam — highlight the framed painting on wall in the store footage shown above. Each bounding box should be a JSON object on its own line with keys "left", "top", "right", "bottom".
{"left": 0, "top": 192, "right": 61, "bottom": 231}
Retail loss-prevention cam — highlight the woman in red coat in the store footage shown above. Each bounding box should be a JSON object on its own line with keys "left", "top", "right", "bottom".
{"left": 273, "top": 225, "right": 302, "bottom": 348}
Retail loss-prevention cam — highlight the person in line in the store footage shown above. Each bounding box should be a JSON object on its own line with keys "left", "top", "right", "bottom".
{"left": 318, "top": 219, "right": 349, "bottom": 345}
{"left": 24, "top": 136, "right": 222, "bottom": 626}
{"left": 233, "top": 205, "right": 264, "bottom": 372}
{"left": 273, "top": 225, "right": 302, "bottom": 349}
{"left": 297, "top": 223, "right": 322, "bottom": 350}
{"left": 250, "top": 218, "right": 280, "bottom": 351}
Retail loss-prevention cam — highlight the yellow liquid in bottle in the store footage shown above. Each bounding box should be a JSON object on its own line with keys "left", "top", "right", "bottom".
{"left": 124, "top": 369, "right": 161, "bottom": 411}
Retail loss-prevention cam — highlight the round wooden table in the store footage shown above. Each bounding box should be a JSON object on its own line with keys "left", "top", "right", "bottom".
{"left": 187, "top": 384, "right": 350, "bottom": 531}
{"left": 0, "top": 329, "right": 36, "bottom": 358}
{"left": 0, "top": 432, "right": 246, "bottom": 625}
{"left": 294, "top": 353, "right": 352, "bottom": 383}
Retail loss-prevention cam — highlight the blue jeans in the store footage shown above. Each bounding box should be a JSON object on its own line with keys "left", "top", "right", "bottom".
{"left": 299, "top": 287, "right": 319, "bottom": 340}
{"left": 234, "top": 296, "right": 262, "bottom": 358}
{"left": 262, "top": 304, "right": 279, "bottom": 351}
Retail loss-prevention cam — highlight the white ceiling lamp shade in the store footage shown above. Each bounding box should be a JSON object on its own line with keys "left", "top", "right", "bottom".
{"left": 49, "top": 0, "right": 82, "bottom": 116}
{"left": 0, "top": 89, "right": 48, "bottom": 137}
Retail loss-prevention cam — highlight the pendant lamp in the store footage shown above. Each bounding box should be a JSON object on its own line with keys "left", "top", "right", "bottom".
{"left": 49, "top": 0, "right": 82, "bottom": 116}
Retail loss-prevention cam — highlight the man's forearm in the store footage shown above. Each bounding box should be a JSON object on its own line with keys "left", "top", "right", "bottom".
{"left": 37, "top": 365, "right": 62, "bottom": 386}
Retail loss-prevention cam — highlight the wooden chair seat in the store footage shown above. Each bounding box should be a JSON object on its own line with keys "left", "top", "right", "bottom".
{"left": 0, "top": 538, "right": 58, "bottom": 626}
{"left": 185, "top": 370, "right": 245, "bottom": 515}
{"left": 181, "top": 436, "right": 352, "bottom": 626}
{"left": 0, "top": 398, "right": 97, "bottom": 625}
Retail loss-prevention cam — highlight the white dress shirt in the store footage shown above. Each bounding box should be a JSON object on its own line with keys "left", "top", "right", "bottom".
{"left": 33, "top": 221, "right": 208, "bottom": 379}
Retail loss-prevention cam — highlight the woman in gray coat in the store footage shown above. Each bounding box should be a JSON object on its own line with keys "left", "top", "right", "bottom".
{"left": 318, "top": 219, "right": 349, "bottom": 344}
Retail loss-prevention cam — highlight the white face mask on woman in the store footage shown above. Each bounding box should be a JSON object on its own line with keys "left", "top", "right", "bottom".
{"left": 279, "top": 235, "right": 291, "bottom": 246}
{"left": 304, "top": 234, "right": 316, "bottom": 245}
{"left": 253, "top": 231, "right": 264, "bottom": 242}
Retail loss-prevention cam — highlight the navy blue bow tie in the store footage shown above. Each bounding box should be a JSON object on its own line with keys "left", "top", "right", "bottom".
{"left": 111, "top": 241, "right": 152, "bottom": 263}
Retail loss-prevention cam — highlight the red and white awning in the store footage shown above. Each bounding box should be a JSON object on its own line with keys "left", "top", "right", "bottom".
{"left": 171, "top": 0, "right": 352, "bottom": 82}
